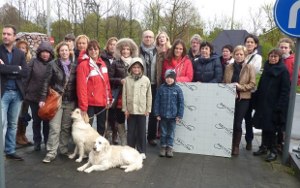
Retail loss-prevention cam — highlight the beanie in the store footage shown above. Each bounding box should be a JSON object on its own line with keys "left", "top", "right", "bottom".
{"left": 165, "top": 69, "right": 176, "bottom": 80}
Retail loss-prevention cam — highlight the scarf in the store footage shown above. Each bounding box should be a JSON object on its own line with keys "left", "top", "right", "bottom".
{"left": 231, "top": 62, "right": 243, "bottom": 83}
{"left": 61, "top": 59, "right": 71, "bottom": 78}
{"left": 141, "top": 43, "right": 155, "bottom": 65}
{"left": 120, "top": 56, "right": 132, "bottom": 66}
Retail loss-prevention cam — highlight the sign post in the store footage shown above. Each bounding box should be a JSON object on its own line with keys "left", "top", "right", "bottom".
{"left": 274, "top": 0, "right": 300, "bottom": 164}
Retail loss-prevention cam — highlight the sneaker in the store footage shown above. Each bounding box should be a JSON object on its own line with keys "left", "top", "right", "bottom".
{"left": 141, "top": 153, "right": 146, "bottom": 160}
{"left": 42, "top": 155, "right": 55, "bottom": 163}
{"left": 6, "top": 153, "right": 24, "bottom": 161}
{"left": 159, "top": 147, "right": 166, "bottom": 157}
{"left": 166, "top": 147, "right": 173, "bottom": 158}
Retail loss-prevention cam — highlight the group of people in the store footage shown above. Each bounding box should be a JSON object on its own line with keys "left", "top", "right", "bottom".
{"left": 0, "top": 24, "right": 297, "bottom": 163}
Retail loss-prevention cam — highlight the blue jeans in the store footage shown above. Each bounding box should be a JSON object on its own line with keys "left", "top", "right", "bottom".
{"left": 1, "top": 90, "right": 22, "bottom": 154}
{"left": 160, "top": 118, "right": 176, "bottom": 148}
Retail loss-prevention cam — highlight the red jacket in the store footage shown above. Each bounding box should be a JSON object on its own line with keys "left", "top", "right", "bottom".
{"left": 283, "top": 54, "right": 300, "bottom": 85}
{"left": 162, "top": 55, "right": 193, "bottom": 82}
{"left": 77, "top": 51, "right": 112, "bottom": 112}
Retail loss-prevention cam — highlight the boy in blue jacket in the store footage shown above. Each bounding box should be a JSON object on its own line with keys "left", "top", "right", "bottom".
{"left": 154, "top": 69, "right": 184, "bottom": 157}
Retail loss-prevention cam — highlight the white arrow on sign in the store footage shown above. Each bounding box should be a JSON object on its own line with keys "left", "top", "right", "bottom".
{"left": 289, "top": 1, "right": 300, "bottom": 28}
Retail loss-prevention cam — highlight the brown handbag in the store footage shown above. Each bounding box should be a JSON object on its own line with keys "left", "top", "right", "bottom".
{"left": 38, "top": 88, "right": 62, "bottom": 120}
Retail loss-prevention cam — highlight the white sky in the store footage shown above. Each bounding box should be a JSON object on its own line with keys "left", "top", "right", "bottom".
{"left": 1, "top": 0, "right": 275, "bottom": 33}
{"left": 195, "top": 0, "right": 274, "bottom": 19}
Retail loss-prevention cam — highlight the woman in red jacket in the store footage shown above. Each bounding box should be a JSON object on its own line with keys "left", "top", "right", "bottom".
{"left": 278, "top": 37, "right": 299, "bottom": 85}
{"left": 162, "top": 39, "right": 193, "bottom": 82}
{"left": 77, "top": 40, "right": 112, "bottom": 135}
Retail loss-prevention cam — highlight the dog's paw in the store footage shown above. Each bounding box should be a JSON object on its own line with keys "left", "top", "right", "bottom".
{"left": 84, "top": 168, "right": 93, "bottom": 173}
{"left": 68, "top": 154, "right": 76, "bottom": 159}
{"left": 120, "top": 165, "right": 128, "bottom": 169}
{"left": 75, "top": 158, "right": 83, "bottom": 163}
{"left": 77, "top": 167, "right": 85, "bottom": 172}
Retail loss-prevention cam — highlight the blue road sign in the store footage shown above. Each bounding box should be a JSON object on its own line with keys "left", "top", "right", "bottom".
{"left": 274, "top": 0, "right": 300, "bottom": 37}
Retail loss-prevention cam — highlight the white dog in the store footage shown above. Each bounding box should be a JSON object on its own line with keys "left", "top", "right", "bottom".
{"left": 69, "top": 108, "right": 100, "bottom": 162}
{"left": 77, "top": 136, "right": 143, "bottom": 173}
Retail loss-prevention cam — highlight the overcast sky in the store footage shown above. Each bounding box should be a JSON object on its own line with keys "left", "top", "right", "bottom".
{"left": 195, "top": 0, "right": 274, "bottom": 20}
{"left": 1, "top": 0, "right": 275, "bottom": 33}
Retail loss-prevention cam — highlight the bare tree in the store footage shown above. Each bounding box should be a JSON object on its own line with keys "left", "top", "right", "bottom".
{"left": 247, "top": 7, "right": 264, "bottom": 35}
{"left": 142, "top": 0, "right": 164, "bottom": 34}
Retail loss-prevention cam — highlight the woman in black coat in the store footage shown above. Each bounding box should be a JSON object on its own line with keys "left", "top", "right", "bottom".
{"left": 252, "top": 48, "right": 290, "bottom": 162}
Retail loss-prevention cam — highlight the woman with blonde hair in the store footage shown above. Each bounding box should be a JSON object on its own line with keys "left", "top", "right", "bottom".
{"left": 74, "top": 34, "right": 90, "bottom": 59}
{"left": 223, "top": 45, "right": 256, "bottom": 155}
{"left": 155, "top": 31, "right": 171, "bottom": 87}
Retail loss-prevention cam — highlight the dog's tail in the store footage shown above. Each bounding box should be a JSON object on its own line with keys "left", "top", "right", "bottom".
{"left": 124, "top": 155, "right": 143, "bottom": 173}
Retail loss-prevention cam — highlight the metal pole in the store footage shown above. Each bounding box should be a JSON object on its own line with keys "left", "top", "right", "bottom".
{"left": 282, "top": 38, "right": 300, "bottom": 164}
{"left": 46, "top": 0, "right": 51, "bottom": 36}
{"left": 231, "top": 0, "right": 236, "bottom": 30}
{"left": 0, "top": 76, "right": 6, "bottom": 188}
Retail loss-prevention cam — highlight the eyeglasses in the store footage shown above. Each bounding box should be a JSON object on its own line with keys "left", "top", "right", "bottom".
{"left": 144, "top": 36, "right": 154, "bottom": 38}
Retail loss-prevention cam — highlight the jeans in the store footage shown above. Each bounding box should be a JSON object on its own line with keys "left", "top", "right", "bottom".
{"left": 1, "top": 90, "right": 22, "bottom": 154}
{"left": 159, "top": 118, "right": 176, "bottom": 148}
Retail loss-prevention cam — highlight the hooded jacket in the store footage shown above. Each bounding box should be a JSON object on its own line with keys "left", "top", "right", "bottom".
{"left": 193, "top": 53, "right": 223, "bottom": 83}
{"left": 122, "top": 57, "right": 152, "bottom": 114}
{"left": 25, "top": 41, "right": 55, "bottom": 103}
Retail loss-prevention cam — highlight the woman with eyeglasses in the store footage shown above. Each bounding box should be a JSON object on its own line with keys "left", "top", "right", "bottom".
{"left": 252, "top": 48, "right": 290, "bottom": 162}
{"left": 77, "top": 40, "right": 112, "bottom": 136}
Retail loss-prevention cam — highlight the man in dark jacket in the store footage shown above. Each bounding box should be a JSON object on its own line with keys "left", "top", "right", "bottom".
{"left": 139, "top": 30, "right": 158, "bottom": 146}
{"left": 0, "top": 24, "right": 28, "bottom": 161}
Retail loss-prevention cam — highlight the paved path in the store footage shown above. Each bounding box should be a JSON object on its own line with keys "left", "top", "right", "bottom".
{"left": 5, "top": 136, "right": 300, "bottom": 188}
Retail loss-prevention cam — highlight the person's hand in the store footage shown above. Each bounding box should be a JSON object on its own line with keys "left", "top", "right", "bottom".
{"left": 0, "top": 59, "right": 4, "bottom": 64}
{"left": 39, "top": 101, "right": 45, "bottom": 108}
{"left": 81, "top": 111, "right": 89, "bottom": 123}
{"left": 145, "top": 112, "right": 149, "bottom": 116}
{"left": 176, "top": 117, "right": 180, "bottom": 123}
{"left": 125, "top": 111, "right": 130, "bottom": 119}
{"left": 121, "top": 79, "right": 126, "bottom": 85}
{"left": 157, "top": 116, "right": 161, "bottom": 121}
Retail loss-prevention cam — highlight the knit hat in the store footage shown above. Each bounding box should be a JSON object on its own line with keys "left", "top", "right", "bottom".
{"left": 165, "top": 69, "right": 176, "bottom": 80}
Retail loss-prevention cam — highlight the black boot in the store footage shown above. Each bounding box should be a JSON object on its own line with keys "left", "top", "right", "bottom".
{"left": 253, "top": 146, "right": 267, "bottom": 156}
